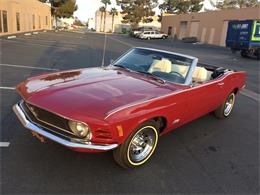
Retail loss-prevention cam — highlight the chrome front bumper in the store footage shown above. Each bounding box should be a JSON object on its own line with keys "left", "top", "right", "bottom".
{"left": 13, "top": 102, "right": 118, "bottom": 151}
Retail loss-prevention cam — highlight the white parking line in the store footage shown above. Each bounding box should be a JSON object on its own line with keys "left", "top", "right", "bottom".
{"left": 240, "top": 88, "right": 260, "bottom": 102}
{"left": 0, "top": 63, "right": 58, "bottom": 71}
{"left": 0, "top": 86, "right": 15, "bottom": 90}
{"left": 0, "top": 142, "right": 10, "bottom": 147}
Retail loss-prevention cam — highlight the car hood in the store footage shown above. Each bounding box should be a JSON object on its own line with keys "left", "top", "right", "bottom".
{"left": 16, "top": 67, "right": 178, "bottom": 121}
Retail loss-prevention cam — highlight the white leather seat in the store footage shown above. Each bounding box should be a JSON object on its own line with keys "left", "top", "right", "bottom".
{"left": 192, "top": 67, "right": 208, "bottom": 83}
{"left": 172, "top": 64, "right": 188, "bottom": 77}
{"left": 148, "top": 58, "right": 172, "bottom": 73}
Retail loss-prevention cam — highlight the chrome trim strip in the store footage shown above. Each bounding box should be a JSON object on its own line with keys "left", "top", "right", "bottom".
{"left": 185, "top": 58, "right": 198, "bottom": 85}
{"left": 13, "top": 102, "right": 118, "bottom": 151}
{"left": 134, "top": 47, "right": 197, "bottom": 60}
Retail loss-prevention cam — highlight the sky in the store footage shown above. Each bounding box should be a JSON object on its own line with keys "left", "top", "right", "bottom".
{"left": 74, "top": 0, "right": 164, "bottom": 22}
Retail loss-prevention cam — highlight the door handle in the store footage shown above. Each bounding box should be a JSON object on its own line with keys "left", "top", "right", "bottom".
{"left": 217, "top": 82, "right": 224, "bottom": 86}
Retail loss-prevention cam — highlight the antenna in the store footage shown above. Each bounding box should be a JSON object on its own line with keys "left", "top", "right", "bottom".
{"left": 101, "top": 32, "right": 107, "bottom": 67}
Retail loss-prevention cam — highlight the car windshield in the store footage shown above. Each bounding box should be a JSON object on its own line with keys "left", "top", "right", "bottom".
{"left": 113, "top": 48, "right": 193, "bottom": 84}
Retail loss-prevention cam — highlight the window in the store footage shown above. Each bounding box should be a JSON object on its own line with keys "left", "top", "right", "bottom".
{"left": 113, "top": 48, "right": 193, "bottom": 85}
{"left": 39, "top": 16, "right": 41, "bottom": 28}
{"left": 16, "top": 12, "right": 20, "bottom": 31}
{"left": 32, "top": 14, "right": 35, "bottom": 29}
{"left": 45, "top": 16, "right": 48, "bottom": 25}
{"left": 254, "top": 24, "right": 260, "bottom": 37}
{"left": 0, "top": 11, "right": 2, "bottom": 33}
{"left": 2, "top": 11, "right": 8, "bottom": 32}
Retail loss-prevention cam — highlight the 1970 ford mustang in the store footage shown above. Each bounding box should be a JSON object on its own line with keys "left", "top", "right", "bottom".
{"left": 13, "top": 47, "right": 246, "bottom": 168}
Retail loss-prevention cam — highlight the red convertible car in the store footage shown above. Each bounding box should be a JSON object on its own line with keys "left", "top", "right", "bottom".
{"left": 13, "top": 47, "right": 246, "bottom": 168}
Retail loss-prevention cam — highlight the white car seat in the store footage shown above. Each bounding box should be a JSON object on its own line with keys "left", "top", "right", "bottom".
{"left": 192, "top": 67, "right": 208, "bottom": 83}
{"left": 148, "top": 58, "right": 172, "bottom": 73}
{"left": 172, "top": 64, "right": 189, "bottom": 77}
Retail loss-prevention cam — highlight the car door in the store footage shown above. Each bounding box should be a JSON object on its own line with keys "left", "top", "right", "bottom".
{"left": 185, "top": 78, "right": 227, "bottom": 122}
{"left": 149, "top": 31, "right": 154, "bottom": 38}
{"left": 155, "top": 31, "right": 161, "bottom": 38}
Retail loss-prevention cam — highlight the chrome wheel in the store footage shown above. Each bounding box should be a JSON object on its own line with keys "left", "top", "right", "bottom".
{"left": 127, "top": 126, "right": 158, "bottom": 165}
{"left": 224, "top": 93, "right": 235, "bottom": 116}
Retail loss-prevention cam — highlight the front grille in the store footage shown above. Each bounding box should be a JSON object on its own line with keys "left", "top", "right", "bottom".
{"left": 20, "top": 101, "right": 77, "bottom": 139}
{"left": 25, "top": 102, "right": 70, "bottom": 132}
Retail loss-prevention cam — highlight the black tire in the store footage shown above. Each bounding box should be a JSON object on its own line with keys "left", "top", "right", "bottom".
{"left": 240, "top": 50, "right": 248, "bottom": 58}
{"left": 113, "top": 120, "right": 159, "bottom": 169}
{"left": 256, "top": 49, "right": 260, "bottom": 60}
{"left": 214, "top": 92, "right": 236, "bottom": 119}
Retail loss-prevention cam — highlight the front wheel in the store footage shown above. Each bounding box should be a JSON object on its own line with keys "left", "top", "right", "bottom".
{"left": 113, "top": 121, "right": 159, "bottom": 168}
{"left": 214, "top": 92, "right": 236, "bottom": 119}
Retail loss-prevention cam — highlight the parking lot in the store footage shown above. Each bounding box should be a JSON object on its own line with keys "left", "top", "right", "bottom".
{"left": 0, "top": 31, "right": 259, "bottom": 194}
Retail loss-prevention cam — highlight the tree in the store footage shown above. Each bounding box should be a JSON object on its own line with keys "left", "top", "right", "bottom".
{"left": 216, "top": 0, "right": 260, "bottom": 9}
{"left": 158, "top": 0, "right": 203, "bottom": 15}
{"left": 56, "top": 0, "right": 78, "bottom": 18}
{"left": 109, "top": 8, "right": 118, "bottom": 32}
{"left": 38, "top": 0, "right": 77, "bottom": 18}
{"left": 101, "top": 0, "right": 111, "bottom": 32}
{"left": 99, "top": 6, "right": 106, "bottom": 32}
{"left": 73, "top": 18, "right": 85, "bottom": 26}
{"left": 116, "top": 0, "right": 158, "bottom": 28}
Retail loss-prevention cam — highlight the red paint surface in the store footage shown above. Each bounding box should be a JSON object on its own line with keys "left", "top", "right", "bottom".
{"left": 16, "top": 66, "right": 246, "bottom": 150}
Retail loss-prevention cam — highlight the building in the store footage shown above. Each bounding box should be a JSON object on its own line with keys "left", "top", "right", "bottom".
{"left": 0, "top": 0, "right": 52, "bottom": 36}
{"left": 95, "top": 11, "right": 161, "bottom": 33}
{"left": 56, "top": 17, "right": 75, "bottom": 28}
{"left": 87, "top": 18, "right": 95, "bottom": 30}
{"left": 161, "top": 7, "right": 260, "bottom": 46}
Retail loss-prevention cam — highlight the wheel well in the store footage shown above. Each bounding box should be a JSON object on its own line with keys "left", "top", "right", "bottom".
{"left": 233, "top": 88, "right": 239, "bottom": 94}
{"left": 153, "top": 116, "right": 167, "bottom": 134}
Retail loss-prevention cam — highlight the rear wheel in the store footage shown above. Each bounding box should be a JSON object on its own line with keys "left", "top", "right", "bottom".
{"left": 113, "top": 121, "right": 159, "bottom": 169}
{"left": 214, "top": 92, "right": 236, "bottom": 119}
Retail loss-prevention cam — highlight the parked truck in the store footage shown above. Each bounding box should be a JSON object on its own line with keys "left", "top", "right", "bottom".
{"left": 226, "top": 20, "right": 260, "bottom": 60}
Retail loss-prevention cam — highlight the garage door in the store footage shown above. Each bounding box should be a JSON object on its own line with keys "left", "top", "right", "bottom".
{"left": 179, "top": 21, "right": 188, "bottom": 39}
{"left": 220, "top": 20, "right": 229, "bottom": 46}
{"left": 189, "top": 21, "right": 200, "bottom": 37}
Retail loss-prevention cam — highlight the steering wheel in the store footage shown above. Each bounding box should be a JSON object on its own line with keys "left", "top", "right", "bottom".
{"left": 170, "top": 71, "right": 185, "bottom": 79}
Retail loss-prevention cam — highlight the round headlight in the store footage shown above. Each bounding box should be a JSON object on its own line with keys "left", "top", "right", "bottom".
{"left": 68, "top": 121, "right": 90, "bottom": 138}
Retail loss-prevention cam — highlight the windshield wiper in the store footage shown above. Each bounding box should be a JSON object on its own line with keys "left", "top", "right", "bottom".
{"left": 113, "top": 64, "right": 125, "bottom": 68}
{"left": 136, "top": 70, "right": 165, "bottom": 84}
{"left": 113, "top": 64, "right": 132, "bottom": 71}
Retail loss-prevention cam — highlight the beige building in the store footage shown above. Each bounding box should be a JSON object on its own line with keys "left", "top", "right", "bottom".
{"left": 0, "top": 0, "right": 52, "bottom": 36}
{"left": 161, "top": 7, "right": 260, "bottom": 46}
{"left": 95, "top": 11, "right": 161, "bottom": 33}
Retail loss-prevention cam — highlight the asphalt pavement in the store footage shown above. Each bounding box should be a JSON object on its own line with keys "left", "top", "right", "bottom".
{"left": 0, "top": 31, "right": 259, "bottom": 194}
